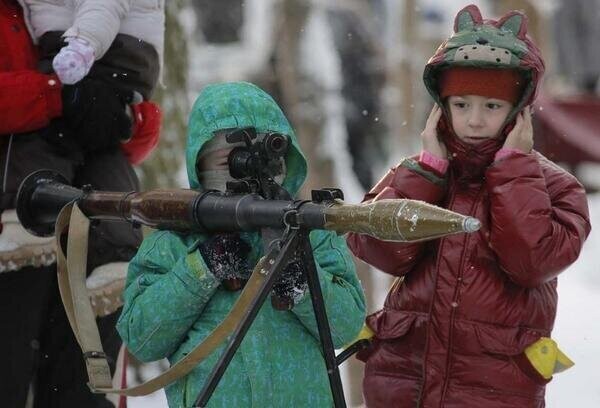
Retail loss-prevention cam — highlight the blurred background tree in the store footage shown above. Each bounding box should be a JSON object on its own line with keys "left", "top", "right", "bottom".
{"left": 137, "top": 0, "right": 190, "bottom": 190}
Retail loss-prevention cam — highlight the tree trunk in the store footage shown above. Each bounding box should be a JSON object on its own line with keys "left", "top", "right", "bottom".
{"left": 138, "top": 0, "right": 190, "bottom": 190}
{"left": 384, "top": 0, "right": 419, "bottom": 158}
{"left": 274, "top": 0, "right": 335, "bottom": 199}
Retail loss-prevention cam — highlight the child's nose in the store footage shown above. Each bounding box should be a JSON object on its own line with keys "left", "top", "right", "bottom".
{"left": 467, "top": 108, "right": 484, "bottom": 127}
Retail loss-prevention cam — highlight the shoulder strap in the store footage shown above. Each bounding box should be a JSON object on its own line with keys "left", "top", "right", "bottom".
{"left": 55, "top": 202, "right": 268, "bottom": 396}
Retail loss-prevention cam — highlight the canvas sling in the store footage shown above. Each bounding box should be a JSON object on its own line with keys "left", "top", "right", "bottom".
{"left": 54, "top": 202, "right": 270, "bottom": 396}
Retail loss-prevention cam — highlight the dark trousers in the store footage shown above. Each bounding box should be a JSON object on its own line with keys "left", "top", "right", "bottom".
{"left": 0, "top": 135, "right": 142, "bottom": 407}
{"left": 0, "top": 266, "right": 120, "bottom": 408}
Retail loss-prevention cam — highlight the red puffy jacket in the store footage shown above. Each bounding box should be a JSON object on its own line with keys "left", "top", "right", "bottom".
{"left": 347, "top": 5, "right": 591, "bottom": 408}
{"left": 348, "top": 148, "right": 590, "bottom": 407}
{"left": 0, "top": 0, "right": 160, "bottom": 164}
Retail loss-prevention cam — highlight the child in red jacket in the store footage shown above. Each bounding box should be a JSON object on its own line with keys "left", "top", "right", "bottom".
{"left": 347, "top": 5, "right": 591, "bottom": 408}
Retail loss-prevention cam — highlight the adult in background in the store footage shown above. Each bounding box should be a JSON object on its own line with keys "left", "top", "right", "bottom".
{"left": 0, "top": 1, "right": 162, "bottom": 406}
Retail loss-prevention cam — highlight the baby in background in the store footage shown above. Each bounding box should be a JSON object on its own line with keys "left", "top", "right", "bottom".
{"left": 20, "top": 0, "right": 164, "bottom": 99}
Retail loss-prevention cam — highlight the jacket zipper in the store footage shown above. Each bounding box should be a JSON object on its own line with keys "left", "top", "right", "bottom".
{"left": 416, "top": 183, "right": 457, "bottom": 407}
{"left": 438, "top": 184, "right": 485, "bottom": 406}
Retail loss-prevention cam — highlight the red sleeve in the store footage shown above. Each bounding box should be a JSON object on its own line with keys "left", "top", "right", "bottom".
{"left": 0, "top": 71, "right": 62, "bottom": 134}
{"left": 347, "top": 157, "right": 447, "bottom": 276}
{"left": 418, "top": 150, "right": 449, "bottom": 176}
{"left": 485, "top": 152, "right": 591, "bottom": 288}
{"left": 120, "top": 101, "right": 162, "bottom": 165}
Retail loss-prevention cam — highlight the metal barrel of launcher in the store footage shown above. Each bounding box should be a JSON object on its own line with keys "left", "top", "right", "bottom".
{"left": 194, "top": 195, "right": 480, "bottom": 242}
{"left": 16, "top": 171, "right": 480, "bottom": 241}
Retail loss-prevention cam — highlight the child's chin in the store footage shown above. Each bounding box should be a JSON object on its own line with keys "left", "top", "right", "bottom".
{"left": 461, "top": 136, "right": 492, "bottom": 144}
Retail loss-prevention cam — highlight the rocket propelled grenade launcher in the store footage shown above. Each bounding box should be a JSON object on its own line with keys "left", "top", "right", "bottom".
{"left": 15, "top": 170, "right": 481, "bottom": 407}
{"left": 16, "top": 170, "right": 480, "bottom": 241}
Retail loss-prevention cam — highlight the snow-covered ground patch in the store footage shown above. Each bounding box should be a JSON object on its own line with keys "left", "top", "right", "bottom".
{"left": 547, "top": 192, "right": 600, "bottom": 407}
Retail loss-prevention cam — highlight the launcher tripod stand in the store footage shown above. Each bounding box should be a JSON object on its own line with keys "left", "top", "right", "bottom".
{"left": 193, "top": 193, "right": 369, "bottom": 408}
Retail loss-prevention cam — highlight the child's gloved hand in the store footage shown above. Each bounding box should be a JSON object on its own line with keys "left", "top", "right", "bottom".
{"left": 271, "top": 256, "right": 308, "bottom": 310}
{"left": 52, "top": 37, "right": 95, "bottom": 85}
{"left": 421, "top": 104, "right": 447, "bottom": 158}
{"left": 198, "top": 234, "right": 252, "bottom": 287}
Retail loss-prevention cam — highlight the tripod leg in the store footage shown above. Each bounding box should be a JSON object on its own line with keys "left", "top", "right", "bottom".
{"left": 193, "top": 230, "right": 300, "bottom": 407}
{"left": 300, "top": 233, "right": 347, "bottom": 408}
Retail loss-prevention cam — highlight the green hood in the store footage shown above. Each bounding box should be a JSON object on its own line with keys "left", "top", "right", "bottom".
{"left": 186, "top": 82, "right": 307, "bottom": 197}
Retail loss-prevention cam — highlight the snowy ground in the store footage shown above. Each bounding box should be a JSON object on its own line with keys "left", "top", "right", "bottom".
{"left": 546, "top": 192, "right": 600, "bottom": 407}
{"left": 127, "top": 193, "right": 600, "bottom": 408}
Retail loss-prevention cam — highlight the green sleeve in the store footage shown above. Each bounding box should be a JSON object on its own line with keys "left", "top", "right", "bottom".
{"left": 291, "top": 230, "right": 366, "bottom": 348}
{"left": 116, "top": 231, "right": 220, "bottom": 362}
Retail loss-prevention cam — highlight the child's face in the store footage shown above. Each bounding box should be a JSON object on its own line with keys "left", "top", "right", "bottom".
{"left": 197, "top": 147, "right": 232, "bottom": 172}
{"left": 447, "top": 95, "right": 513, "bottom": 144}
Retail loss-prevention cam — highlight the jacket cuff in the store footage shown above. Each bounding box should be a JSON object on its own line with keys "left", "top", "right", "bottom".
{"left": 171, "top": 250, "right": 220, "bottom": 297}
{"left": 494, "top": 147, "right": 524, "bottom": 162}
{"left": 418, "top": 150, "right": 449, "bottom": 176}
{"left": 63, "top": 28, "right": 104, "bottom": 60}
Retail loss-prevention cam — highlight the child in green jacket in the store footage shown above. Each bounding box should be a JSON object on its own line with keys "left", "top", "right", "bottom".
{"left": 117, "top": 81, "right": 366, "bottom": 407}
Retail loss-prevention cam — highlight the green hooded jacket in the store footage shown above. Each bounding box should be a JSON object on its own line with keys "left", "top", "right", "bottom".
{"left": 117, "top": 82, "right": 366, "bottom": 408}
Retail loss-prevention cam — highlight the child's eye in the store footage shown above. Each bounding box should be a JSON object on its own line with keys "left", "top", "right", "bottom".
{"left": 486, "top": 103, "right": 502, "bottom": 109}
{"left": 453, "top": 102, "right": 467, "bottom": 108}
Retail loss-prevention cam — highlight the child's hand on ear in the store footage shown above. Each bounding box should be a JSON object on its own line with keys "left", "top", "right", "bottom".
{"left": 503, "top": 106, "right": 533, "bottom": 153}
{"left": 421, "top": 104, "right": 447, "bottom": 158}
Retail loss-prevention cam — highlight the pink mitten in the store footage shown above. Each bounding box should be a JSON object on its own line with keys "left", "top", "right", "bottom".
{"left": 52, "top": 37, "right": 95, "bottom": 84}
